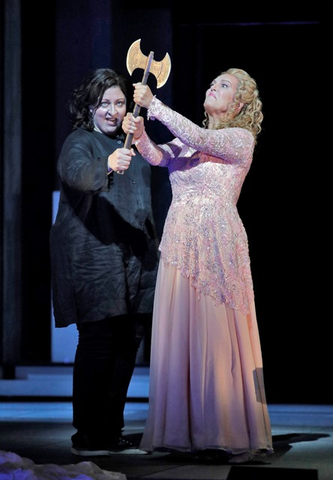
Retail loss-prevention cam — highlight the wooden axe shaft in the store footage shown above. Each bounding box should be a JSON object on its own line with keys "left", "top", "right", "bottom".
{"left": 123, "top": 51, "right": 154, "bottom": 151}
{"left": 123, "top": 102, "right": 141, "bottom": 150}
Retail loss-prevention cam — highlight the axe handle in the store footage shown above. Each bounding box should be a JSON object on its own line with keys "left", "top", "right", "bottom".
{"left": 123, "top": 102, "right": 141, "bottom": 150}
{"left": 117, "top": 52, "right": 154, "bottom": 174}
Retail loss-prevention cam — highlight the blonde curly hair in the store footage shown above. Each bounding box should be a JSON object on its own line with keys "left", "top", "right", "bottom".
{"left": 203, "top": 68, "right": 263, "bottom": 143}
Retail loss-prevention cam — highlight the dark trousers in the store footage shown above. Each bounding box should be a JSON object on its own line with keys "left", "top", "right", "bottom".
{"left": 72, "top": 315, "right": 144, "bottom": 442}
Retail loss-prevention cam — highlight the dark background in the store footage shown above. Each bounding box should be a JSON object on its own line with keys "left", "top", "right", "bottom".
{"left": 1, "top": 1, "right": 326, "bottom": 404}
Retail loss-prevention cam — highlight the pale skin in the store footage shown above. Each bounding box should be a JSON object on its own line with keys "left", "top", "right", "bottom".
{"left": 91, "top": 85, "right": 135, "bottom": 172}
{"left": 122, "top": 73, "right": 244, "bottom": 137}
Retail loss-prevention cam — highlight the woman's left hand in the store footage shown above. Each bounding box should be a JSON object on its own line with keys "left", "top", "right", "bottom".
{"left": 123, "top": 113, "right": 144, "bottom": 140}
{"left": 133, "top": 83, "right": 154, "bottom": 109}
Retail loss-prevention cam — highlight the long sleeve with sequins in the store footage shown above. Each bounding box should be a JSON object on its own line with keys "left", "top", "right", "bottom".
{"left": 135, "top": 96, "right": 254, "bottom": 166}
{"left": 136, "top": 96, "right": 256, "bottom": 315}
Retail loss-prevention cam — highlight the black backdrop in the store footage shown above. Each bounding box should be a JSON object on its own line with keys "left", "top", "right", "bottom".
{"left": 16, "top": 1, "right": 326, "bottom": 404}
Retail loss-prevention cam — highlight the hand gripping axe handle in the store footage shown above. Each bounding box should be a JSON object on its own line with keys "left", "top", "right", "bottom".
{"left": 123, "top": 51, "right": 154, "bottom": 150}
{"left": 117, "top": 39, "right": 171, "bottom": 174}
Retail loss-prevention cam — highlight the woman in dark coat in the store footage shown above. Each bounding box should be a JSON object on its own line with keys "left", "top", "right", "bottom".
{"left": 50, "top": 68, "right": 159, "bottom": 456}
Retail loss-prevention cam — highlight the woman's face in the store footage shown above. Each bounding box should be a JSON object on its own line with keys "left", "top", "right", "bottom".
{"left": 92, "top": 86, "right": 127, "bottom": 136}
{"left": 203, "top": 73, "right": 241, "bottom": 122}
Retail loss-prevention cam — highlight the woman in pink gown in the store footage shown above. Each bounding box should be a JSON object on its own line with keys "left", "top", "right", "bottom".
{"left": 123, "top": 68, "right": 273, "bottom": 463}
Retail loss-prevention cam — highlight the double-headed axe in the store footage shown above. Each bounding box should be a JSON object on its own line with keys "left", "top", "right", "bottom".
{"left": 118, "top": 38, "right": 171, "bottom": 174}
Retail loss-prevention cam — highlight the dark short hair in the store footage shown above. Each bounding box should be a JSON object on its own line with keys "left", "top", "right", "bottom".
{"left": 69, "top": 68, "right": 132, "bottom": 130}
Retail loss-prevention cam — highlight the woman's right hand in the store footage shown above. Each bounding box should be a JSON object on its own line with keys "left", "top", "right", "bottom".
{"left": 108, "top": 147, "right": 135, "bottom": 172}
{"left": 122, "top": 113, "right": 144, "bottom": 141}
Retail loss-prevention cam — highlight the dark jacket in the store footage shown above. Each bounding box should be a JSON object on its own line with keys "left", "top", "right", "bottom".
{"left": 50, "top": 128, "right": 159, "bottom": 327}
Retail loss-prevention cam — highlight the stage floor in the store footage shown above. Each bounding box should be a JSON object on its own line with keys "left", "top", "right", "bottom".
{"left": 0, "top": 368, "right": 332, "bottom": 479}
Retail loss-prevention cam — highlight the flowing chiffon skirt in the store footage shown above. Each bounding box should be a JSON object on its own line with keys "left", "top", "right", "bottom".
{"left": 140, "top": 261, "right": 273, "bottom": 454}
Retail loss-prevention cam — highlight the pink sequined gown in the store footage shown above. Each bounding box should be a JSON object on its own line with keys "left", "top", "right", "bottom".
{"left": 135, "top": 97, "right": 273, "bottom": 455}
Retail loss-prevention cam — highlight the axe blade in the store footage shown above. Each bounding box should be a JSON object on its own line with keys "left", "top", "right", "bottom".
{"left": 150, "top": 52, "right": 171, "bottom": 89}
{"left": 126, "top": 39, "right": 147, "bottom": 76}
{"left": 126, "top": 38, "right": 171, "bottom": 88}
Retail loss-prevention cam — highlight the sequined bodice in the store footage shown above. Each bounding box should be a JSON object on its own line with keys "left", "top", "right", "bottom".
{"left": 136, "top": 97, "right": 256, "bottom": 314}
